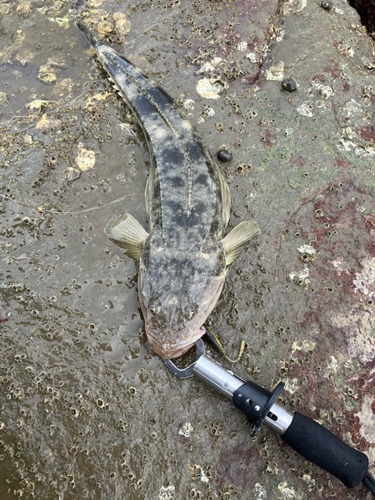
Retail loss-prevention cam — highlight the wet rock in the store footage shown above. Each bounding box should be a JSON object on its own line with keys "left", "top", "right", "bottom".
{"left": 0, "top": 0, "right": 374, "bottom": 499}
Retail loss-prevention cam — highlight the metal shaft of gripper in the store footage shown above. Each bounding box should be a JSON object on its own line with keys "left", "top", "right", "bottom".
{"left": 192, "top": 353, "right": 293, "bottom": 435}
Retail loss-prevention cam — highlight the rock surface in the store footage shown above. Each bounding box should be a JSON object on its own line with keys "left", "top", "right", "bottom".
{"left": 0, "top": 0, "right": 374, "bottom": 499}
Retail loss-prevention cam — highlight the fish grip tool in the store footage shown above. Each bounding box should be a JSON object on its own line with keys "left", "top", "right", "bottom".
{"left": 166, "top": 339, "right": 375, "bottom": 495}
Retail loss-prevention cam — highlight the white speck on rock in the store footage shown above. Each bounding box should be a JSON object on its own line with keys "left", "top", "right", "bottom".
{"left": 301, "top": 473, "right": 316, "bottom": 491}
{"left": 200, "top": 466, "right": 209, "bottom": 483}
{"left": 353, "top": 259, "right": 375, "bottom": 298}
{"left": 319, "top": 85, "right": 334, "bottom": 99}
{"left": 75, "top": 143, "right": 95, "bottom": 171}
{"left": 291, "top": 340, "right": 316, "bottom": 353}
{"left": 158, "top": 485, "right": 175, "bottom": 499}
{"left": 246, "top": 53, "right": 258, "bottom": 64}
{"left": 328, "top": 356, "right": 338, "bottom": 372}
{"left": 289, "top": 265, "right": 309, "bottom": 282}
{"left": 346, "top": 47, "right": 354, "bottom": 57}
{"left": 264, "top": 61, "right": 284, "bottom": 81}
{"left": 284, "top": 378, "right": 301, "bottom": 394}
{"left": 278, "top": 481, "right": 296, "bottom": 499}
{"left": 212, "top": 57, "right": 222, "bottom": 66}
{"left": 331, "top": 257, "right": 345, "bottom": 272}
{"left": 253, "top": 482, "right": 267, "bottom": 499}
{"left": 283, "top": 0, "right": 306, "bottom": 14}
{"left": 196, "top": 78, "right": 227, "bottom": 99}
{"left": 236, "top": 41, "right": 248, "bottom": 51}
{"left": 197, "top": 62, "right": 215, "bottom": 74}
{"left": 183, "top": 98, "right": 195, "bottom": 110}
{"left": 297, "top": 245, "right": 315, "bottom": 255}
{"left": 197, "top": 58, "right": 222, "bottom": 73}
{"left": 297, "top": 101, "right": 313, "bottom": 117}
{"left": 179, "top": 422, "right": 193, "bottom": 438}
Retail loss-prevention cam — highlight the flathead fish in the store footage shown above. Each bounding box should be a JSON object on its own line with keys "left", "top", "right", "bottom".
{"left": 76, "top": 22, "right": 260, "bottom": 359}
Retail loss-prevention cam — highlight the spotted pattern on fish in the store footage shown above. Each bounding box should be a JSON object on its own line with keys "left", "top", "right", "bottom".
{"left": 107, "top": 54, "right": 211, "bottom": 216}
{"left": 92, "top": 42, "right": 224, "bottom": 249}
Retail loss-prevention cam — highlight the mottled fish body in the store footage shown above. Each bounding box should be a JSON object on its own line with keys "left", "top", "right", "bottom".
{"left": 77, "top": 22, "right": 260, "bottom": 359}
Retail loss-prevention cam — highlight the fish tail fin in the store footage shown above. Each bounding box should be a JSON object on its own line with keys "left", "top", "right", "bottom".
{"left": 75, "top": 21, "right": 101, "bottom": 51}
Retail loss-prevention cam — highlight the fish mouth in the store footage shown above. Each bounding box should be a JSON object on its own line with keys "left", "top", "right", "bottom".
{"left": 147, "top": 327, "right": 205, "bottom": 360}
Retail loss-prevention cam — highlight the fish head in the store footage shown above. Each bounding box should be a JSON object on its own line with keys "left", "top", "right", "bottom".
{"left": 139, "top": 235, "right": 226, "bottom": 359}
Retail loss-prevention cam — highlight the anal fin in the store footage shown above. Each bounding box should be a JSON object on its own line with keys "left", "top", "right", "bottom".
{"left": 221, "top": 220, "right": 260, "bottom": 266}
{"left": 145, "top": 176, "right": 150, "bottom": 217}
{"left": 219, "top": 172, "right": 231, "bottom": 236}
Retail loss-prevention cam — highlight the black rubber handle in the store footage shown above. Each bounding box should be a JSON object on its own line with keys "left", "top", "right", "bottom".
{"left": 282, "top": 412, "right": 369, "bottom": 488}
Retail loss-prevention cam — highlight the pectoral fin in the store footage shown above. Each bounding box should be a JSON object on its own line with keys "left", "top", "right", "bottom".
{"left": 107, "top": 213, "right": 149, "bottom": 260}
{"left": 221, "top": 220, "right": 260, "bottom": 266}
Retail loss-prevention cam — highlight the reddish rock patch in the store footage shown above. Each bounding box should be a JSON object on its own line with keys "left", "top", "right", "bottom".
{"left": 323, "top": 60, "right": 342, "bottom": 79}
{"left": 292, "top": 156, "right": 305, "bottom": 168}
{"left": 217, "top": 441, "right": 263, "bottom": 491}
{"left": 312, "top": 74, "right": 326, "bottom": 83}
{"left": 261, "top": 127, "right": 277, "bottom": 146}
{"left": 358, "top": 125, "right": 375, "bottom": 142}
{"left": 276, "top": 180, "right": 375, "bottom": 466}
{"left": 335, "top": 158, "right": 347, "bottom": 168}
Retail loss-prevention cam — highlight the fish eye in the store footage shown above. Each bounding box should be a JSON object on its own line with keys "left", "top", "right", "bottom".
{"left": 150, "top": 300, "right": 161, "bottom": 316}
{"left": 183, "top": 304, "right": 196, "bottom": 321}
